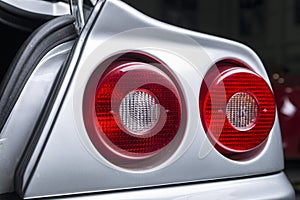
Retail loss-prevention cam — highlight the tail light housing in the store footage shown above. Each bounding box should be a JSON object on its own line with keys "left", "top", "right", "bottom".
{"left": 200, "top": 60, "right": 276, "bottom": 160}
{"left": 84, "top": 52, "right": 185, "bottom": 169}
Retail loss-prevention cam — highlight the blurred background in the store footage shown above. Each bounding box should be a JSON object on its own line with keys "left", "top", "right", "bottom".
{"left": 124, "top": 0, "right": 300, "bottom": 195}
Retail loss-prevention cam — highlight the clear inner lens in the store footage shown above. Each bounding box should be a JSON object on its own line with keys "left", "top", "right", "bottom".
{"left": 120, "top": 90, "right": 160, "bottom": 134}
{"left": 226, "top": 92, "right": 258, "bottom": 130}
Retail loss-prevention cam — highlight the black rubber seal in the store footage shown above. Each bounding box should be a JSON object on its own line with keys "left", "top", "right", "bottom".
{"left": 0, "top": 1, "right": 54, "bottom": 32}
{"left": 14, "top": 41, "right": 78, "bottom": 198}
{"left": 0, "top": 15, "right": 77, "bottom": 133}
{"left": 14, "top": 1, "right": 106, "bottom": 196}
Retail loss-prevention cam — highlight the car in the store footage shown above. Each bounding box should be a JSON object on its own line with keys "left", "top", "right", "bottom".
{"left": 271, "top": 73, "right": 300, "bottom": 160}
{"left": 0, "top": 0, "right": 295, "bottom": 199}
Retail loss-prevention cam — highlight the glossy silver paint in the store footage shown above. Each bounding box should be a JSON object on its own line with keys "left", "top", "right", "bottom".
{"left": 49, "top": 172, "right": 294, "bottom": 200}
{"left": 0, "top": 41, "right": 74, "bottom": 194}
{"left": 2, "top": 0, "right": 70, "bottom": 16}
{"left": 17, "top": 0, "right": 292, "bottom": 199}
{"left": 17, "top": 1, "right": 105, "bottom": 195}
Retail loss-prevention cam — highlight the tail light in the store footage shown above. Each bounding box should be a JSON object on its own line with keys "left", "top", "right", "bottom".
{"left": 84, "top": 52, "right": 185, "bottom": 169}
{"left": 200, "top": 60, "right": 275, "bottom": 160}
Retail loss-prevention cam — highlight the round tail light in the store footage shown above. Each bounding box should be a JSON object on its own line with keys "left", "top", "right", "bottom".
{"left": 84, "top": 52, "right": 185, "bottom": 169}
{"left": 200, "top": 60, "right": 275, "bottom": 159}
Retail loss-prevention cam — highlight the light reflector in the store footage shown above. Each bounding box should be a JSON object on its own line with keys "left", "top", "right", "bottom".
{"left": 225, "top": 92, "right": 258, "bottom": 130}
{"left": 119, "top": 90, "right": 160, "bottom": 134}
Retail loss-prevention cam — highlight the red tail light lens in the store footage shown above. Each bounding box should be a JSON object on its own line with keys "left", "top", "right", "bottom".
{"left": 84, "top": 52, "right": 185, "bottom": 168}
{"left": 200, "top": 60, "right": 275, "bottom": 159}
{"left": 95, "top": 62, "right": 181, "bottom": 155}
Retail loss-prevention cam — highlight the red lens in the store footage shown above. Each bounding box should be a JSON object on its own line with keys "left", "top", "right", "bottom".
{"left": 200, "top": 60, "right": 275, "bottom": 158}
{"left": 89, "top": 53, "right": 182, "bottom": 160}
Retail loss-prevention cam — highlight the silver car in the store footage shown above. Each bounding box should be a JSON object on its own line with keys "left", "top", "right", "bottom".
{"left": 0, "top": 0, "right": 295, "bottom": 199}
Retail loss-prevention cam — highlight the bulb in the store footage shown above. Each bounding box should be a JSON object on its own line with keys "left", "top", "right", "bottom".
{"left": 119, "top": 90, "right": 160, "bottom": 134}
{"left": 226, "top": 92, "right": 258, "bottom": 130}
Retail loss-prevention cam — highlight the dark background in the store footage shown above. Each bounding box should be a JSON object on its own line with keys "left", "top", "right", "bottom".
{"left": 123, "top": 0, "right": 300, "bottom": 194}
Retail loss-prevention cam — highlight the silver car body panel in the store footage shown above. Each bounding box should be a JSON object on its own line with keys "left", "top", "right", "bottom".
{"left": 49, "top": 172, "right": 295, "bottom": 200}
{"left": 0, "top": 41, "right": 74, "bottom": 194}
{"left": 17, "top": 1, "right": 105, "bottom": 195}
{"left": 18, "top": 0, "right": 288, "bottom": 198}
{"left": 2, "top": 0, "right": 70, "bottom": 16}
